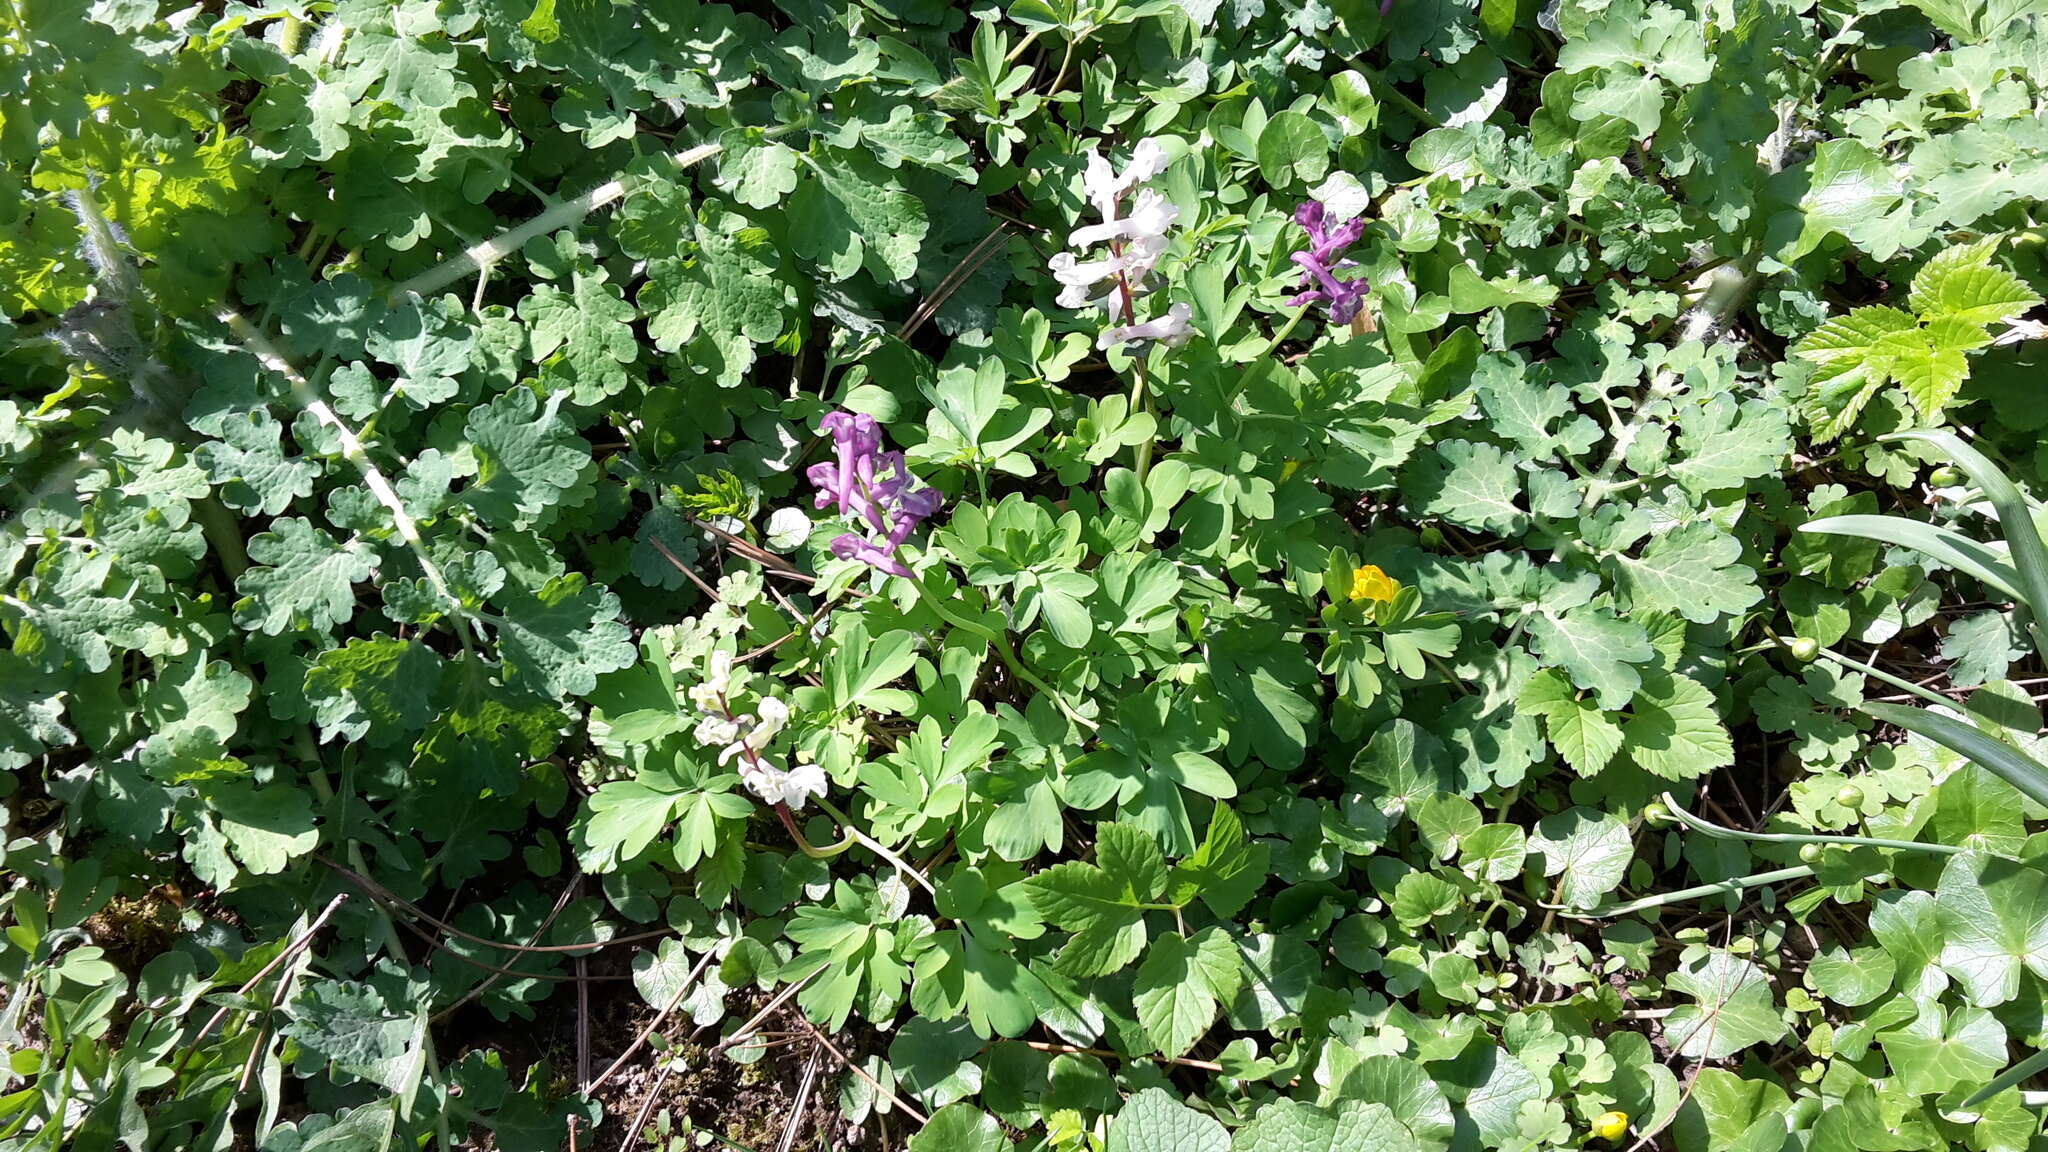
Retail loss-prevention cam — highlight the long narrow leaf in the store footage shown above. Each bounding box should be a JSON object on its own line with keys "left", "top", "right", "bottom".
{"left": 1966, "top": 1046, "right": 2048, "bottom": 1107}
{"left": 1862, "top": 701, "right": 2048, "bottom": 809}
{"left": 1884, "top": 430, "right": 2048, "bottom": 642}
{"left": 1801, "top": 514, "right": 2019, "bottom": 599}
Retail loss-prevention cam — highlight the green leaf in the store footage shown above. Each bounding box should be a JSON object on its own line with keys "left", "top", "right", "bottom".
{"left": 1662, "top": 951, "right": 1787, "bottom": 1060}
{"left": 1108, "top": 1087, "right": 1229, "bottom": 1152}
{"left": 1528, "top": 806, "right": 1632, "bottom": 909}
{"left": 1405, "top": 440, "right": 1528, "bottom": 536}
{"left": 1623, "top": 669, "right": 1733, "bottom": 780}
{"left": 1610, "top": 522, "right": 1760, "bottom": 624}
{"left": 1231, "top": 1099, "right": 1412, "bottom": 1151}
{"left": 494, "top": 574, "right": 637, "bottom": 700}
{"left": 463, "top": 387, "right": 588, "bottom": 529}
{"left": 1520, "top": 669, "right": 1625, "bottom": 775}
{"left": 790, "top": 149, "right": 928, "bottom": 282}
{"left": 1168, "top": 804, "right": 1269, "bottom": 918}
{"left": 1932, "top": 852, "right": 2048, "bottom": 1007}
{"left": 1908, "top": 238, "right": 2043, "bottom": 326}
{"left": 1134, "top": 928, "right": 1241, "bottom": 1057}
{"left": 0, "top": 651, "right": 72, "bottom": 771}
{"left": 1023, "top": 823, "right": 1164, "bottom": 976}
{"left": 195, "top": 407, "right": 317, "bottom": 515}
{"left": 1527, "top": 606, "right": 1652, "bottom": 710}
{"left": 205, "top": 781, "right": 320, "bottom": 875}
{"left": 910, "top": 1105, "right": 1012, "bottom": 1152}
{"left": 1879, "top": 1002, "right": 2006, "bottom": 1097}
{"left": 234, "top": 517, "right": 377, "bottom": 636}
{"left": 304, "top": 636, "right": 443, "bottom": 746}
{"left": 1795, "top": 139, "right": 1905, "bottom": 259}
{"left": 1327, "top": 1054, "right": 1456, "bottom": 1149}
{"left": 518, "top": 259, "right": 638, "bottom": 404}
{"left": 1256, "top": 110, "right": 1329, "bottom": 186}
{"left": 1808, "top": 945, "right": 1895, "bottom": 1008}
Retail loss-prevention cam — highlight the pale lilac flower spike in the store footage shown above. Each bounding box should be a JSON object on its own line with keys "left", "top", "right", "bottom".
{"left": 807, "top": 409, "right": 941, "bottom": 578}
{"left": 1289, "top": 200, "right": 1370, "bottom": 325}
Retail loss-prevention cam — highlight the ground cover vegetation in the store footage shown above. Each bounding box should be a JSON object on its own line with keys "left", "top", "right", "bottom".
{"left": 3, "top": 0, "right": 2048, "bottom": 1148}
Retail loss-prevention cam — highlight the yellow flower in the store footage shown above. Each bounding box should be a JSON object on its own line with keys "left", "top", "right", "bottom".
{"left": 1281, "top": 459, "right": 1304, "bottom": 480}
{"left": 1348, "top": 564, "right": 1400, "bottom": 603}
{"left": 1593, "top": 1111, "right": 1630, "bottom": 1141}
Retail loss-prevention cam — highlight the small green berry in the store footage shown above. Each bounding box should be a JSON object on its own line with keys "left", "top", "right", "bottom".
{"left": 1835, "top": 783, "right": 1865, "bottom": 809}
{"left": 1928, "top": 465, "right": 1963, "bottom": 487}
{"left": 1799, "top": 842, "right": 1824, "bottom": 864}
{"left": 1787, "top": 637, "right": 1819, "bottom": 662}
{"left": 1641, "top": 801, "right": 1673, "bottom": 827}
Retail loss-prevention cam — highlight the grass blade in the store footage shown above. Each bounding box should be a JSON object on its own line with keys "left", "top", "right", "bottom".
{"left": 1883, "top": 429, "right": 2048, "bottom": 648}
{"left": 1966, "top": 1046, "right": 2048, "bottom": 1107}
{"left": 1801, "top": 513, "right": 2019, "bottom": 599}
{"left": 1861, "top": 700, "right": 2048, "bottom": 809}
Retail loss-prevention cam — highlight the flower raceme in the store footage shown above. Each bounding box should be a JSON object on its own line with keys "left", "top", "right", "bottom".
{"left": 1051, "top": 137, "right": 1193, "bottom": 351}
{"left": 687, "top": 650, "right": 827, "bottom": 809}
{"left": 1288, "top": 199, "right": 1369, "bottom": 325}
{"left": 807, "top": 410, "right": 941, "bottom": 578}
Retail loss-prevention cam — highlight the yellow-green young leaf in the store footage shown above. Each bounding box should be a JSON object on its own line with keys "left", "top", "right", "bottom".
{"left": 1908, "top": 238, "right": 2044, "bottom": 326}
{"left": 1519, "top": 668, "right": 1625, "bottom": 776}
{"left": 1791, "top": 305, "right": 1916, "bottom": 441}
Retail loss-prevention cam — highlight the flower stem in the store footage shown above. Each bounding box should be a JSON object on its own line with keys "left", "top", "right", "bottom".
{"left": 774, "top": 803, "right": 854, "bottom": 859}
{"left": 1655, "top": 791, "right": 1962, "bottom": 856}
{"left": 814, "top": 798, "right": 937, "bottom": 895}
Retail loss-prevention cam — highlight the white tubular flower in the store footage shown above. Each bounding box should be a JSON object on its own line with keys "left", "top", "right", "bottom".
{"left": 693, "top": 713, "right": 740, "bottom": 748}
{"left": 739, "top": 758, "right": 829, "bottom": 809}
{"left": 1050, "top": 249, "right": 1158, "bottom": 315}
{"left": 1069, "top": 191, "right": 1180, "bottom": 253}
{"left": 1081, "top": 138, "right": 1169, "bottom": 219}
{"left": 717, "top": 695, "right": 790, "bottom": 767}
{"left": 685, "top": 649, "right": 734, "bottom": 712}
{"left": 1099, "top": 302, "right": 1194, "bottom": 351}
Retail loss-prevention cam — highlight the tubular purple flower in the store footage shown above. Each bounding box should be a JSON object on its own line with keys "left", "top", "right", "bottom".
{"left": 809, "top": 409, "right": 941, "bottom": 578}
{"left": 1288, "top": 199, "right": 1370, "bottom": 325}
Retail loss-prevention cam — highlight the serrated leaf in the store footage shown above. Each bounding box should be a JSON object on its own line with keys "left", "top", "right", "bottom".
{"left": 1134, "top": 928, "right": 1241, "bottom": 1057}
{"left": 1909, "top": 238, "right": 2043, "bottom": 326}
{"left": 1527, "top": 606, "right": 1651, "bottom": 710}
{"left": 1108, "top": 1087, "right": 1229, "bottom": 1152}
{"left": 1623, "top": 669, "right": 1733, "bottom": 780}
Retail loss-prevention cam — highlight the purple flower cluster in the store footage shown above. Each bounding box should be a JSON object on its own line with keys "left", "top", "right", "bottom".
{"left": 1288, "top": 200, "right": 1370, "bottom": 325}
{"left": 807, "top": 410, "right": 941, "bottom": 578}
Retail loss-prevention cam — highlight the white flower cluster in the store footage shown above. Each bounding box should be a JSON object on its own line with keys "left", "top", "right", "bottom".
{"left": 688, "top": 650, "right": 827, "bottom": 809}
{"left": 1050, "top": 138, "right": 1193, "bottom": 351}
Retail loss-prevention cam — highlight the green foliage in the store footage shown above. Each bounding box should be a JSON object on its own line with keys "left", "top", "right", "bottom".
{"left": 6, "top": 0, "right": 2048, "bottom": 1148}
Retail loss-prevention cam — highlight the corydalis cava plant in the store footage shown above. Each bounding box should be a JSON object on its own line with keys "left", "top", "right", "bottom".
{"left": 1051, "top": 138, "right": 1193, "bottom": 350}
{"left": 1289, "top": 199, "right": 1369, "bottom": 325}
{"left": 808, "top": 410, "right": 941, "bottom": 578}
{"left": 689, "top": 650, "right": 826, "bottom": 808}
